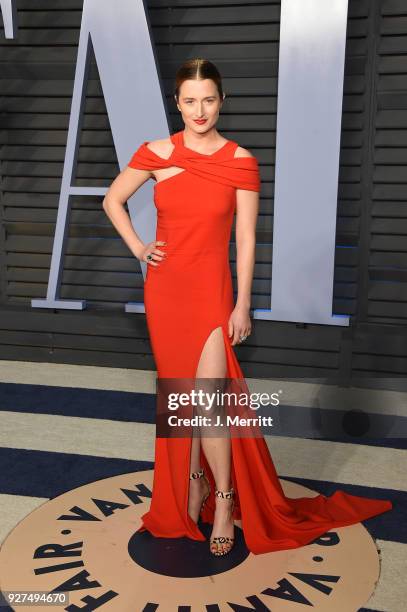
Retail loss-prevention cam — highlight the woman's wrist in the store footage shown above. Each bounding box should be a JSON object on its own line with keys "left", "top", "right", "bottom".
{"left": 235, "top": 299, "right": 251, "bottom": 311}
{"left": 133, "top": 242, "right": 145, "bottom": 260}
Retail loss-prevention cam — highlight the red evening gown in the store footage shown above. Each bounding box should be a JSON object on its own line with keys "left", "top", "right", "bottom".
{"left": 127, "top": 129, "right": 393, "bottom": 555}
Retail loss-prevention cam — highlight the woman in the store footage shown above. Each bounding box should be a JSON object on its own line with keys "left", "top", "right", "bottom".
{"left": 103, "top": 58, "right": 392, "bottom": 557}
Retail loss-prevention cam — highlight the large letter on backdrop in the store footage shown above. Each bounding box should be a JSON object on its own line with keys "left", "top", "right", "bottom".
{"left": 0, "top": 0, "right": 17, "bottom": 38}
{"left": 253, "top": 0, "right": 350, "bottom": 326}
{"left": 30, "top": 0, "right": 169, "bottom": 312}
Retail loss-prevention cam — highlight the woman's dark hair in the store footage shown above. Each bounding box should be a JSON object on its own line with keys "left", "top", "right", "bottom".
{"left": 174, "top": 58, "right": 224, "bottom": 102}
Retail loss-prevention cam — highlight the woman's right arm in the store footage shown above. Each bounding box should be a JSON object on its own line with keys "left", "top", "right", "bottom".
{"left": 102, "top": 166, "right": 152, "bottom": 260}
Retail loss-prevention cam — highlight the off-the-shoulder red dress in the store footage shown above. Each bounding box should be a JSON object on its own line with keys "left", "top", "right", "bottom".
{"left": 127, "top": 129, "right": 392, "bottom": 555}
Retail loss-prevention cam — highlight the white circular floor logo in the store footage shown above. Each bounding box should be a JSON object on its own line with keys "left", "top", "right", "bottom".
{"left": 0, "top": 471, "right": 381, "bottom": 610}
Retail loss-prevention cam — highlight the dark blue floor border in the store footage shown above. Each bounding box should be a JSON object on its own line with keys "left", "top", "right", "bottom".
{"left": 0, "top": 447, "right": 404, "bottom": 545}
{"left": 0, "top": 382, "right": 156, "bottom": 423}
{"left": 0, "top": 382, "right": 406, "bottom": 449}
{"left": 0, "top": 447, "right": 152, "bottom": 500}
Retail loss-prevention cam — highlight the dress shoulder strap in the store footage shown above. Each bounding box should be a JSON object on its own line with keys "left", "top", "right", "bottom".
{"left": 170, "top": 131, "right": 180, "bottom": 146}
{"left": 127, "top": 139, "right": 174, "bottom": 171}
{"left": 228, "top": 140, "right": 239, "bottom": 158}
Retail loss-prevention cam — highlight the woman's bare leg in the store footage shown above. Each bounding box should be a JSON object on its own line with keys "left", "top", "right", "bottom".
{"left": 188, "top": 435, "right": 208, "bottom": 523}
{"left": 190, "top": 435, "right": 202, "bottom": 474}
{"left": 193, "top": 326, "right": 234, "bottom": 554}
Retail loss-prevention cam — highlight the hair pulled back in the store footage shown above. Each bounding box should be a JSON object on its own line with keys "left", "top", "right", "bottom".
{"left": 174, "top": 58, "right": 224, "bottom": 102}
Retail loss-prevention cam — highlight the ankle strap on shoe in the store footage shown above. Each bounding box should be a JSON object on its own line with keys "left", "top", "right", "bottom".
{"left": 190, "top": 468, "right": 204, "bottom": 480}
{"left": 215, "top": 487, "right": 234, "bottom": 499}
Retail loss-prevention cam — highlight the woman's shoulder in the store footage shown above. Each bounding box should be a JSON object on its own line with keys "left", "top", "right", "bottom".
{"left": 145, "top": 136, "right": 174, "bottom": 160}
{"left": 233, "top": 145, "right": 255, "bottom": 159}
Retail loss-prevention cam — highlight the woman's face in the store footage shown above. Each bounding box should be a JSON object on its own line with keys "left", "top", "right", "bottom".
{"left": 175, "top": 78, "right": 225, "bottom": 133}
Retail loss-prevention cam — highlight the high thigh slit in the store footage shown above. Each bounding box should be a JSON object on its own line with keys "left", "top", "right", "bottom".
{"left": 192, "top": 325, "right": 227, "bottom": 429}
{"left": 127, "top": 129, "right": 393, "bottom": 555}
{"left": 194, "top": 325, "right": 226, "bottom": 380}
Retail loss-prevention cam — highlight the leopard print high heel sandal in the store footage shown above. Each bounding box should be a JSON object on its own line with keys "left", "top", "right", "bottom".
{"left": 190, "top": 468, "right": 211, "bottom": 517}
{"left": 210, "top": 487, "right": 235, "bottom": 556}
